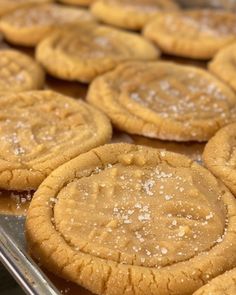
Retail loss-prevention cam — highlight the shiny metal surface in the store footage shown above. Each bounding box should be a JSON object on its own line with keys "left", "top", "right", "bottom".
{"left": 0, "top": 1, "right": 234, "bottom": 295}
{"left": 0, "top": 215, "right": 60, "bottom": 295}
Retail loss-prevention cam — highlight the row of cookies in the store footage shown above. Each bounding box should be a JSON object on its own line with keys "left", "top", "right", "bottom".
{"left": 25, "top": 44, "right": 236, "bottom": 295}
{"left": 25, "top": 142, "right": 236, "bottom": 295}
{"left": 0, "top": 0, "right": 95, "bottom": 17}
{"left": 0, "top": 1, "right": 236, "bottom": 295}
{"left": 0, "top": 3, "right": 236, "bottom": 89}
{"left": 1, "top": 46, "right": 235, "bottom": 144}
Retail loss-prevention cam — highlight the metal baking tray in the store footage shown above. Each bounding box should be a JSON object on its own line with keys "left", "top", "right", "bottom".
{"left": 0, "top": 214, "right": 60, "bottom": 295}
{"left": 0, "top": 193, "right": 93, "bottom": 295}
{"left": 0, "top": 1, "right": 236, "bottom": 295}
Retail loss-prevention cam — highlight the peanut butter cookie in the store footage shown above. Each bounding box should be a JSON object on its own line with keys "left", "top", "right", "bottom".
{"left": 87, "top": 61, "right": 236, "bottom": 141}
{"left": 193, "top": 268, "right": 236, "bottom": 295}
{"left": 0, "top": 4, "right": 95, "bottom": 46}
{"left": 26, "top": 143, "right": 236, "bottom": 295}
{"left": 36, "top": 25, "right": 159, "bottom": 83}
{"left": 203, "top": 123, "right": 236, "bottom": 196}
{"left": 143, "top": 10, "right": 236, "bottom": 59}
{"left": 91, "top": 0, "right": 179, "bottom": 30}
{"left": 0, "top": 0, "right": 53, "bottom": 16}
{"left": 0, "top": 49, "right": 45, "bottom": 94}
{"left": 132, "top": 135, "right": 204, "bottom": 163}
{"left": 209, "top": 42, "right": 236, "bottom": 92}
{"left": 58, "top": 0, "right": 94, "bottom": 6}
{"left": 0, "top": 90, "right": 112, "bottom": 191}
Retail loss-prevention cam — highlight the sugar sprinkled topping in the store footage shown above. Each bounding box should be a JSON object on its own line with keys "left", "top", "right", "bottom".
{"left": 54, "top": 154, "right": 227, "bottom": 269}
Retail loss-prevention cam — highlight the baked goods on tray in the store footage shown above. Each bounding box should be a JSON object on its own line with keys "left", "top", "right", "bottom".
{"left": 143, "top": 9, "right": 236, "bottom": 59}
{"left": 0, "top": 49, "right": 45, "bottom": 94}
{"left": 0, "top": 1, "right": 236, "bottom": 294}
{"left": 87, "top": 61, "right": 236, "bottom": 141}
{"left": 36, "top": 25, "right": 159, "bottom": 83}
{"left": 0, "top": 3, "right": 95, "bottom": 46}
{"left": 91, "top": 0, "right": 179, "bottom": 30}
{"left": 0, "top": 90, "right": 111, "bottom": 191}
{"left": 26, "top": 143, "right": 236, "bottom": 295}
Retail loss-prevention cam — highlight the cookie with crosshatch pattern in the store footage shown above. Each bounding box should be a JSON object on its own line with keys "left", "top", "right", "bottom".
{"left": 143, "top": 9, "right": 236, "bottom": 59}
{"left": 0, "top": 0, "right": 53, "bottom": 16}
{"left": 36, "top": 24, "right": 159, "bottom": 83}
{"left": 91, "top": 0, "right": 179, "bottom": 30}
{"left": 0, "top": 3, "right": 95, "bottom": 46}
{"left": 0, "top": 90, "right": 112, "bottom": 191}
{"left": 87, "top": 61, "right": 236, "bottom": 142}
{"left": 0, "top": 49, "right": 44, "bottom": 94}
{"left": 26, "top": 143, "right": 236, "bottom": 295}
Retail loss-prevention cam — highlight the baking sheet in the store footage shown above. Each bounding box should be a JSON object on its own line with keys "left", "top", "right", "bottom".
{"left": 0, "top": 0, "right": 233, "bottom": 294}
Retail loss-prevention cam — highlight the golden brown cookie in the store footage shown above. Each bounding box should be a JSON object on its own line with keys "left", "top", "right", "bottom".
{"left": 26, "top": 143, "right": 236, "bottom": 295}
{"left": 0, "top": 4, "right": 95, "bottom": 46}
{"left": 0, "top": 49, "right": 45, "bottom": 94}
{"left": 203, "top": 123, "right": 236, "bottom": 196}
{"left": 0, "top": 90, "right": 112, "bottom": 191}
{"left": 193, "top": 268, "right": 236, "bottom": 295}
{"left": 87, "top": 61, "right": 236, "bottom": 142}
{"left": 209, "top": 42, "right": 236, "bottom": 92}
{"left": 58, "top": 0, "right": 94, "bottom": 6}
{"left": 143, "top": 9, "right": 236, "bottom": 59}
{"left": 0, "top": 0, "right": 53, "bottom": 16}
{"left": 91, "top": 0, "right": 179, "bottom": 30}
{"left": 132, "top": 135, "right": 204, "bottom": 163}
{"left": 36, "top": 25, "right": 159, "bottom": 83}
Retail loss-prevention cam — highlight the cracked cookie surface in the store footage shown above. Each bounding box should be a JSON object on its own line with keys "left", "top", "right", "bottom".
{"left": 0, "top": 3, "right": 95, "bottom": 46}
{"left": 0, "top": 90, "right": 112, "bottom": 191}
{"left": 36, "top": 25, "right": 159, "bottom": 83}
{"left": 26, "top": 143, "right": 236, "bottom": 295}
{"left": 209, "top": 42, "right": 236, "bottom": 92}
{"left": 87, "top": 61, "right": 236, "bottom": 142}
{"left": 0, "top": 49, "right": 45, "bottom": 94}
{"left": 91, "top": 0, "right": 179, "bottom": 30}
{"left": 203, "top": 123, "right": 236, "bottom": 196}
{"left": 132, "top": 135, "right": 204, "bottom": 163}
{"left": 193, "top": 268, "right": 236, "bottom": 295}
{"left": 143, "top": 9, "right": 236, "bottom": 59}
{"left": 0, "top": 0, "right": 53, "bottom": 16}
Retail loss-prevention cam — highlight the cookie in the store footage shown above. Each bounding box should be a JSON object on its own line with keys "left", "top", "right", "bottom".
{"left": 193, "top": 268, "right": 236, "bottom": 295}
{"left": 203, "top": 122, "right": 236, "bottom": 196}
{"left": 143, "top": 9, "right": 236, "bottom": 59}
{"left": 58, "top": 0, "right": 95, "bottom": 6}
{"left": 0, "top": 49, "right": 45, "bottom": 94}
{"left": 26, "top": 143, "right": 236, "bottom": 295}
{"left": 209, "top": 43, "right": 236, "bottom": 92}
{"left": 132, "top": 135, "right": 204, "bottom": 163}
{"left": 87, "top": 61, "right": 236, "bottom": 142}
{"left": 36, "top": 25, "right": 159, "bottom": 83}
{"left": 0, "top": 90, "right": 112, "bottom": 191}
{"left": 91, "top": 0, "right": 179, "bottom": 30}
{"left": 0, "top": 0, "right": 52, "bottom": 16}
{"left": 0, "top": 3, "right": 95, "bottom": 46}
